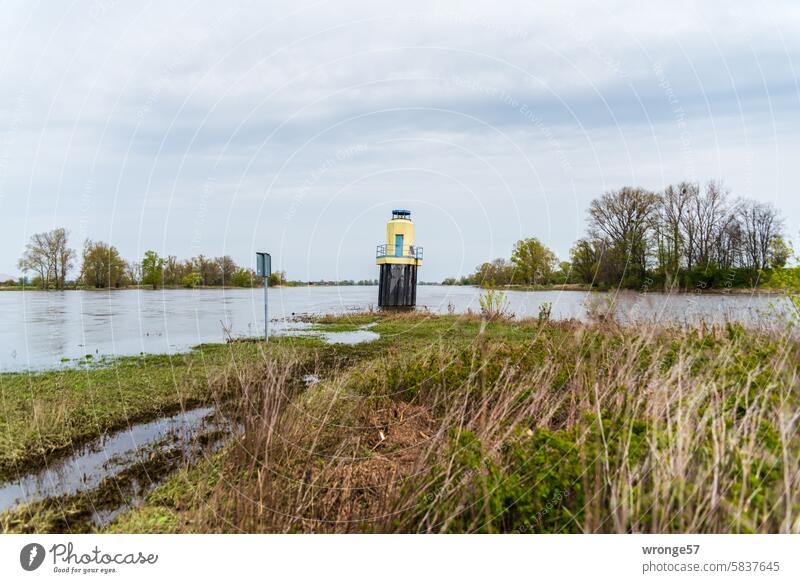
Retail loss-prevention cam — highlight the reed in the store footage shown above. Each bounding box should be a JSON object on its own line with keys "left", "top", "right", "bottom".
{"left": 183, "top": 316, "right": 799, "bottom": 533}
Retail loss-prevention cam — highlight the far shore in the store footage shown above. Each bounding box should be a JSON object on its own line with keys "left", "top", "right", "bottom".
{"left": 0, "top": 283, "right": 788, "bottom": 295}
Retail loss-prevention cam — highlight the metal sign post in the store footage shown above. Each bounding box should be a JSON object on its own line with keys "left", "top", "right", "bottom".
{"left": 256, "top": 252, "right": 271, "bottom": 341}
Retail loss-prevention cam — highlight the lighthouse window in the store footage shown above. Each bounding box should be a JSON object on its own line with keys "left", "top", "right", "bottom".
{"left": 395, "top": 234, "right": 404, "bottom": 256}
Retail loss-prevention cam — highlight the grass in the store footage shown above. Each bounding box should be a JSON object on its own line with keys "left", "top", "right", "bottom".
{"left": 0, "top": 336, "right": 329, "bottom": 480}
{"left": 2, "top": 312, "right": 799, "bottom": 533}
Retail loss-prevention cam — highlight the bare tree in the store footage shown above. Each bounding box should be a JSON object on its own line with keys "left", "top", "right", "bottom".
{"left": 126, "top": 261, "right": 142, "bottom": 285}
{"left": 587, "top": 187, "right": 659, "bottom": 283}
{"left": 656, "top": 182, "right": 694, "bottom": 286}
{"left": 689, "top": 181, "right": 729, "bottom": 270}
{"left": 17, "top": 228, "right": 74, "bottom": 289}
{"left": 18, "top": 232, "right": 52, "bottom": 289}
{"left": 716, "top": 214, "right": 743, "bottom": 270}
{"left": 51, "top": 228, "right": 75, "bottom": 289}
{"left": 670, "top": 182, "right": 701, "bottom": 271}
{"left": 216, "top": 255, "right": 237, "bottom": 286}
{"left": 737, "top": 199, "right": 783, "bottom": 271}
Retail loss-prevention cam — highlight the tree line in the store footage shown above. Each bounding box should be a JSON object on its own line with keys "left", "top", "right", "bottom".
{"left": 17, "top": 233, "right": 283, "bottom": 289}
{"left": 445, "top": 181, "right": 792, "bottom": 290}
{"left": 13, "top": 232, "right": 382, "bottom": 290}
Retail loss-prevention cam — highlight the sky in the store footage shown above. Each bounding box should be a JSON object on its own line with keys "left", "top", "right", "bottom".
{"left": 1, "top": 0, "right": 799, "bottom": 282}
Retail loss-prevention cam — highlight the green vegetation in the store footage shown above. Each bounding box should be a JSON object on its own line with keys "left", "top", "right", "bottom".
{"left": 80, "top": 240, "right": 128, "bottom": 288}
{"left": 3, "top": 309, "right": 797, "bottom": 534}
{"left": 11, "top": 228, "right": 376, "bottom": 290}
{"left": 140, "top": 250, "right": 165, "bottom": 289}
{"left": 444, "top": 181, "right": 793, "bottom": 291}
{"left": 0, "top": 340, "right": 313, "bottom": 481}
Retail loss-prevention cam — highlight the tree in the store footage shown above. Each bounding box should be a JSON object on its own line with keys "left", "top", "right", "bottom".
{"left": 191, "top": 255, "right": 221, "bottom": 286}
{"left": 126, "top": 261, "right": 142, "bottom": 285}
{"left": 141, "top": 250, "right": 165, "bottom": 289}
{"left": 510, "top": 237, "right": 558, "bottom": 285}
{"left": 231, "top": 268, "right": 256, "bottom": 287}
{"left": 655, "top": 182, "right": 694, "bottom": 285}
{"left": 268, "top": 270, "right": 286, "bottom": 287}
{"left": 52, "top": 228, "right": 75, "bottom": 289}
{"left": 18, "top": 232, "right": 51, "bottom": 289}
{"left": 216, "top": 256, "right": 237, "bottom": 286}
{"left": 182, "top": 272, "right": 202, "bottom": 288}
{"left": 163, "top": 256, "right": 187, "bottom": 287}
{"left": 769, "top": 237, "right": 792, "bottom": 269}
{"left": 588, "top": 187, "right": 659, "bottom": 285}
{"left": 551, "top": 261, "right": 573, "bottom": 284}
{"left": 688, "top": 181, "right": 729, "bottom": 271}
{"left": 80, "top": 240, "right": 128, "bottom": 288}
{"left": 569, "top": 239, "right": 601, "bottom": 284}
{"left": 472, "top": 258, "right": 513, "bottom": 286}
{"left": 737, "top": 200, "right": 783, "bottom": 271}
{"left": 17, "top": 228, "right": 75, "bottom": 290}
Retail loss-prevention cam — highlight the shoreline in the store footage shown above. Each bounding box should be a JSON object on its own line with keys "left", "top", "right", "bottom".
{"left": 0, "top": 284, "right": 370, "bottom": 292}
{"left": 0, "top": 284, "right": 788, "bottom": 295}
{"left": 444, "top": 284, "right": 788, "bottom": 295}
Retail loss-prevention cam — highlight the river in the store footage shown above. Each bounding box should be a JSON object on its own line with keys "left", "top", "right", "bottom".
{"left": 0, "top": 286, "right": 788, "bottom": 372}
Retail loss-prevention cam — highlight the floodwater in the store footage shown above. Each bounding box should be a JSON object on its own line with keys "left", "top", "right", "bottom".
{"left": 0, "top": 286, "right": 789, "bottom": 372}
{"left": 0, "top": 406, "right": 228, "bottom": 524}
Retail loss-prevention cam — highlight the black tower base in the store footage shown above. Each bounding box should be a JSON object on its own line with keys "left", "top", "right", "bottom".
{"left": 378, "top": 264, "right": 418, "bottom": 307}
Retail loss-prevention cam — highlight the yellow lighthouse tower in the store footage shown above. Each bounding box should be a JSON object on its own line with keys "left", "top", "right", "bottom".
{"left": 376, "top": 209, "right": 423, "bottom": 307}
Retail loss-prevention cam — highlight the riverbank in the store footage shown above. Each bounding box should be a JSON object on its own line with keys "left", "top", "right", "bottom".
{"left": 443, "top": 282, "right": 787, "bottom": 295}
{"left": 0, "top": 283, "right": 377, "bottom": 292}
{"left": 2, "top": 311, "right": 798, "bottom": 533}
{"left": 1, "top": 282, "right": 789, "bottom": 294}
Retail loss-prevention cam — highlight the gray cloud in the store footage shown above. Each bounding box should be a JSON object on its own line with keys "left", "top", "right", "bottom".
{"left": 1, "top": 0, "right": 798, "bottom": 281}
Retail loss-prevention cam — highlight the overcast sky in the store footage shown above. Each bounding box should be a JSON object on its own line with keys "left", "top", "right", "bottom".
{"left": 1, "top": 0, "right": 798, "bottom": 281}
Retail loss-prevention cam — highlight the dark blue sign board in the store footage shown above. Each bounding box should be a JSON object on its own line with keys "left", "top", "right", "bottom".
{"left": 256, "top": 252, "right": 271, "bottom": 278}
{"left": 256, "top": 252, "right": 271, "bottom": 341}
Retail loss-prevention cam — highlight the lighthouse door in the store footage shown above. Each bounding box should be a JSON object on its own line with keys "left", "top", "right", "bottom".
{"left": 394, "top": 234, "right": 404, "bottom": 257}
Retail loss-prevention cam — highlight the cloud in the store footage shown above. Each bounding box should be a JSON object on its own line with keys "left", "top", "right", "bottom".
{"left": 1, "top": 0, "right": 798, "bottom": 279}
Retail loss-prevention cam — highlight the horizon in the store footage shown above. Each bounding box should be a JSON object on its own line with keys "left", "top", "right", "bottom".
{"left": 2, "top": 1, "right": 799, "bottom": 282}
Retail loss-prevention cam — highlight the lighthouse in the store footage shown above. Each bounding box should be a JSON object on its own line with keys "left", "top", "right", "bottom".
{"left": 376, "top": 209, "right": 423, "bottom": 307}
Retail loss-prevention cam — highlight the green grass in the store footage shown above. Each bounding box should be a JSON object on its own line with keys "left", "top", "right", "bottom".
{"left": 2, "top": 312, "right": 798, "bottom": 534}
{"left": 112, "top": 314, "right": 799, "bottom": 534}
{"left": 0, "top": 336, "right": 330, "bottom": 480}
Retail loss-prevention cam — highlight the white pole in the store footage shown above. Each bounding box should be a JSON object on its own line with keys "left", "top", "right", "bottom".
{"left": 264, "top": 276, "right": 269, "bottom": 342}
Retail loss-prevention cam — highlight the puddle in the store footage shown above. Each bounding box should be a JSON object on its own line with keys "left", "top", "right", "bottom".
{"left": 319, "top": 330, "right": 380, "bottom": 345}
{"left": 277, "top": 322, "right": 380, "bottom": 345}
{"left": 0, "top": 406, "right": 229, "bottom": 519}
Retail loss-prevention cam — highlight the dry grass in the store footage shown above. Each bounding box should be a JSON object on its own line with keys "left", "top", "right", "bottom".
{"left": 173, "top": 316, "right": 799, "bottom": 533}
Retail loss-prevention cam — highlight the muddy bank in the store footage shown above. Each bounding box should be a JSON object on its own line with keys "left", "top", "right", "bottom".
{"left": 0, "top": 406, "right": 232, "bottom": 532}
{"left": 0, "top": 397, "right": 216, "bottom": 484}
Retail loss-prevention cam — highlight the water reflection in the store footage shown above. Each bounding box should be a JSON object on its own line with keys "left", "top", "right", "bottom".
{"left": 0, "top": 407, "right": 222, "bottom": 516}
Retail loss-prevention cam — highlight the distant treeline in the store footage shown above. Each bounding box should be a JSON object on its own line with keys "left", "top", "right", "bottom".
{"left": 444, "top": 181, "right": 796, "bottom": 290}
{"left": 13, "top": 235, "right": 274, "bottom": 289}
{"left": 9, "top": 232, "right": 382, "bottom": 290}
